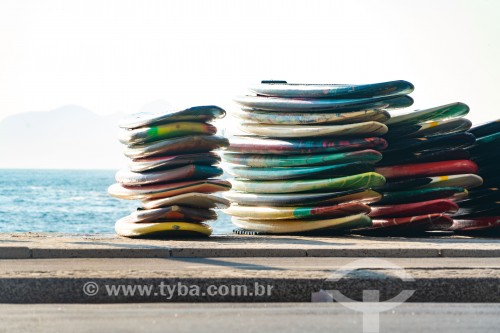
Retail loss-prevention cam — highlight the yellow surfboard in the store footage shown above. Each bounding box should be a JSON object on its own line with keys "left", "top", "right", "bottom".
{"left": 115, "top": 221, "right": 212, "bottom": 238}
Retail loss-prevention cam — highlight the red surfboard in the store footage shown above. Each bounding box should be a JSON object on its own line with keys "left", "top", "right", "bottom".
{"left": 375, "top": 160, "right": 478, "bottom": 179}
{"left": 369, "top": 199, "right": 459, "bottom": 218}
{"left": 366, "top": 214, "right": 453, "bottom": 231}
{"left": 449, "top": 217, "right": 500, "bottom": 231}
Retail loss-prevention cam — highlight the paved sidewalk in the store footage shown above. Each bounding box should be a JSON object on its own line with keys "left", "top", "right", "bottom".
{"left": 1, "top": 233, "right": 500, "bottom": 258}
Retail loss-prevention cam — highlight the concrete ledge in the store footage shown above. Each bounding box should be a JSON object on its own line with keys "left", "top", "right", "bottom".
{"left": 1, "top": 233, "right": 500, "bottom": 258}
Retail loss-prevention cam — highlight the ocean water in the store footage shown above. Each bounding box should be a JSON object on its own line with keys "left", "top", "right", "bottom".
{"left": 0, "top": 169, "right": 233, "bottom": 235}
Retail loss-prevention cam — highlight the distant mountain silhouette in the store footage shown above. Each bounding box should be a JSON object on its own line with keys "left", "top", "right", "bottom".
{"left": 0, "top": 105, "right": 128, "bottom": 169}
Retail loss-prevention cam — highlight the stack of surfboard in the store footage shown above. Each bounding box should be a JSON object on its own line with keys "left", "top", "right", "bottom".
{"left": 223, "top": 80, "right": 415, "bottom": 234}
{"left": 360, "top": 102, "right": 481, "bottom": 235}
{"left": 108, "top": 106, "right": 231, "bottom": 238}
{"left": 449, "top": 119, "right": 500, "bottom": 235}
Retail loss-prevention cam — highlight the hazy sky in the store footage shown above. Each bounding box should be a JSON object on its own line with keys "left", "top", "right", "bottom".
{"left": 1, "top": 0, "right": 499, "bottom": 123}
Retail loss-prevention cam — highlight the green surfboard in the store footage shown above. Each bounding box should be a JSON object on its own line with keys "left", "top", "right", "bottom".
{"left": 230, "top": 172, "right": 386, "bottom": 194}
{"left": 226, "top": 162, "right": 373, "bottom": 180}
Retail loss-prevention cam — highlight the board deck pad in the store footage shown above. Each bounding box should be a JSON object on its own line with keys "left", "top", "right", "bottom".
{"left": 223, "top": 189, "right": 381, "bottom": 207}
{"left": 224, "top": 202, "right": 371, "bottom": 220}
{"left": 226, "top": 162, "right": 373, "bottom": 180}
{"left": 239, "top": 121, "right": 388, "bottom": 138}
{"left": 222, "top": 149, "right": 382, "bottom": 167}
{"left": 119, "top": 105, "right": 226, "bottom": 129}
{"left": 115, "top": 165, "right": 223, "bottom": 186}
{"left": 124, "top": 135, "right": 229, "bottom": 159}
{"left": 226, "top": 136, "right": 388, "bottom": 155}
{"left": 118, "top": 122, "right": 217, "bottom": 146}
{"left": 232, "top": 108, "right": 390, "bottom": 125}
{"left": 231, "top": 214, "right": 371, "bottom": 234}
{"left": 230, "top": 172, "right": 385, "bottom": 194}
{"left": 234, "top": 94, "right": 414, "bottom": 112}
